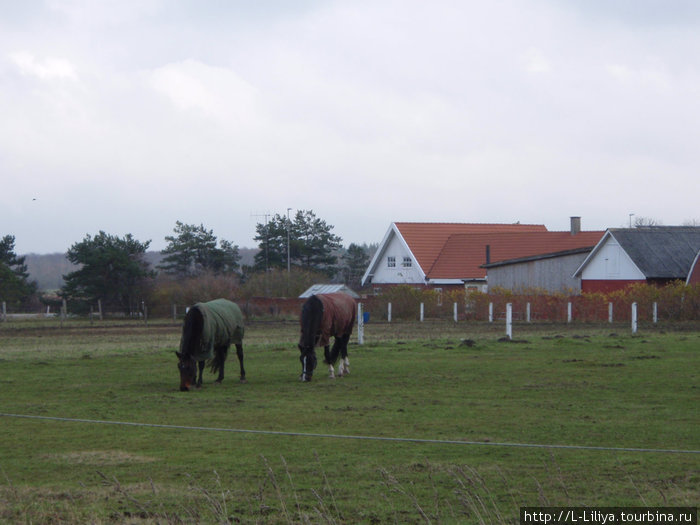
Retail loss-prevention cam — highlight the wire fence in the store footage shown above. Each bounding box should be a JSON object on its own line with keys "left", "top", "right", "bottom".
{"left": 2, "top": 413, "right": 698, "bottom": 455}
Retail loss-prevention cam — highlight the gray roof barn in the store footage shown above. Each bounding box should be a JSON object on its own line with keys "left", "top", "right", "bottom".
{"left": 299, "top": 284, "right": 360, "bottom": 298}
{"left": 575, "top": 226, "right": 700, "bottom": 279}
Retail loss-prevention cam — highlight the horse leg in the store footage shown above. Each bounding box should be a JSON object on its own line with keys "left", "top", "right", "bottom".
{"left": 196, "top": 360, "right": 205, "bottom": 387}
{"left": 236, "top": 343, "right": 246, "bottom": 383}
{"left": 335, "top": 335, "right": 350, "bottom": 376}
{"left": 214, "top": 346, "right": 226, "bottom": 384}
{"left": 324, "top": 344, "right": 335, "bottom": 378}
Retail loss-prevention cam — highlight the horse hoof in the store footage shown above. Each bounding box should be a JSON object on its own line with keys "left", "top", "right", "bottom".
{"left": 300, "top": 374, "right": 312, "bottom": 382}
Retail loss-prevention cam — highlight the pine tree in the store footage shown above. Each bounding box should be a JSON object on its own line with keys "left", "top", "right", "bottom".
{"left": 0, "top": 235, "right": 37, "bottom": 306}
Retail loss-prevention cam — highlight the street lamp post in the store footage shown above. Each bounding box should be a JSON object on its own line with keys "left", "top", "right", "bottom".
{"left": 287, "top": 208, "right": 292, "bottom": 273}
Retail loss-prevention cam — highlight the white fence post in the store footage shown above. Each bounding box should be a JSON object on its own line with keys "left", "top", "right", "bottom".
{"left": 387, "top": 302, "right": 392, "bottom": 323}
{"left": 488, "top": 302, "right": 494, "bottom": 323}
{"left": 357, "top": 303, "right": 364, "bottom": 345}
{"left": 608, "top": 302, "right": 613, "bottom": 324}
{"left": 526, "top": 302, "right": 531, "bottom": 323}
{"left": 420, "top": 302, "right": 424, "bottom": 322}
{"left": 1, "top": 301, "right": 5, "bottom": 322}
{"left": 653, "top": 302, "right": 658, "bottom": 324}
{"left": 453, "top": 302, "right": 458, "bottom": 323}
{"left": 506, "top": 303, "right": 513, "bottom": 340}
{"left": 567, "top": 302, "right": 572, "bottom": 323}
{"left": 631, "top": 302, "right": 638, "bottom": 334}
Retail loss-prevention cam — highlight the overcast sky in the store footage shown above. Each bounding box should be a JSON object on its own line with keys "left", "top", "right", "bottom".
{"left": 3, "top": 0, "right": 699, "bottom": 254}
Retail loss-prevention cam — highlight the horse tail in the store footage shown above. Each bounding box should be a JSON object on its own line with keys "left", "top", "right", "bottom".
{"left": 210, "top": 345, "right": 229, "bottom": 375}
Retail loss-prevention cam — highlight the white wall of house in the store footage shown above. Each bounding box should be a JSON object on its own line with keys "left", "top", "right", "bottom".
{"left": 580, "top": 235, "right": 645, "bottom": 280}
{"left": 369, "top": 233, "right": 425, "bottom": 284}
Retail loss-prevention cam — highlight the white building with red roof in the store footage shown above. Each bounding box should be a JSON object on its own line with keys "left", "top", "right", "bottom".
{"left": 362, "top": 218, "right": 604, "bottom": 293}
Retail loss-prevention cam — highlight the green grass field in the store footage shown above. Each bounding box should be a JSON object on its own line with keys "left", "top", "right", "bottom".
{"left": 0, "top": 318, "right": 698, "bottom": 523}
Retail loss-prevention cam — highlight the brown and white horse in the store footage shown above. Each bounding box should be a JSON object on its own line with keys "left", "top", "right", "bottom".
{"left": 298, "top": 292, "right": 356, "bottom": 382}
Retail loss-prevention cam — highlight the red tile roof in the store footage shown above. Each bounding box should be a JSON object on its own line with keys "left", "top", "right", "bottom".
{"left": 427, "top": 231, "right": 605, "bottom": 280}
{"left": 394, "top": 222, "right": 548, "bottom": 276}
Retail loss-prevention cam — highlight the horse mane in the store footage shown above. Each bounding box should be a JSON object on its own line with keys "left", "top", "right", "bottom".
{"left": 300, "top": 295, "right": 323, "bottom": 350}
{"left": 181, "top": 306, "right": 204, "bottom": 359}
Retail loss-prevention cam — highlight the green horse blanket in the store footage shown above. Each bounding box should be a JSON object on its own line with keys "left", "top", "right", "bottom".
{"left": 181, "top": 299, "right": 244, "bottom": 362}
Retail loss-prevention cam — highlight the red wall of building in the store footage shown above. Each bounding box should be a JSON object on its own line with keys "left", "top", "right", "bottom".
{"left": 581, "top": 280, "right": 645, "bottom": 294}
{"left": 689, "top": 264, "right": 700, "bottom": 285}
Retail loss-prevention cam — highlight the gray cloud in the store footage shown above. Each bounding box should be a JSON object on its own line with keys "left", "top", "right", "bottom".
{"left": 2, "top": 0, "right": 698, "bottom": 253}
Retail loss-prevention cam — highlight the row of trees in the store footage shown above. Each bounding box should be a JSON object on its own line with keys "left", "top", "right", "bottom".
{"left": 1, "top": 210, "right": 373, "bottom": 314}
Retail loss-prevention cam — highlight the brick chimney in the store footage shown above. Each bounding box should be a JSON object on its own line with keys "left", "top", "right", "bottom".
{"left": 570, "top": 216, "right": 581, "bottom": 235}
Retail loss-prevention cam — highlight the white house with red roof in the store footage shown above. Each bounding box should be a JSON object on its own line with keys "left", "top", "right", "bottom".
{"left": 361, "top": 222, "right": 541, "bottom": 291}
{"left": 362, "top": 218, "right": 604, "bottom": 293}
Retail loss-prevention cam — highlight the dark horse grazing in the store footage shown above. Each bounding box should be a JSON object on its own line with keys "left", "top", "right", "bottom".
{"left": 176, "top": 299, "right": 246, "bottom": 391}
{"left": 298, "top": 292, "right": 356, "bottom": 382}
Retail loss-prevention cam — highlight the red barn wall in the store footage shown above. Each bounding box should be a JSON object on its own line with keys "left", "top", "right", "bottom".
{"left": 581, "top": 280, "right": 645, "bottom": 294}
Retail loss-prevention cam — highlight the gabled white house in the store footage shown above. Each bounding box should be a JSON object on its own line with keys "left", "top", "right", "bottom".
{"left": 361, "top": 222, "right": 549, "bottom": 291}
{"left": 361, "top": 223, "right": 426, "bottom": 288}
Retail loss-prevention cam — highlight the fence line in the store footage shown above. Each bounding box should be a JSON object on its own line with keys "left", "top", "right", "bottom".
{"left": 1, "top": 412, "right": 697, "bottom": 455}
{"left": 3, "top": 292, "right": 699, "bottom": 326}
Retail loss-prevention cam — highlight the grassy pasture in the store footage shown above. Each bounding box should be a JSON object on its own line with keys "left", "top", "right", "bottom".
{"left": 0, "top": 318, "right": 698, "bottom": 523}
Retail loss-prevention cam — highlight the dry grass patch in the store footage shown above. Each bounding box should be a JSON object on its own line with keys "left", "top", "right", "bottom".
{"left": 47, "top": 450, "right": 158, "bottom": 466}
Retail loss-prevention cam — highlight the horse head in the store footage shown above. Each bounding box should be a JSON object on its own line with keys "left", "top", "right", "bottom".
{"left": 298, "top": 344, "right": 317, "bottom": 381}
{"left": 176, "top": 351, "right": 197, "bottom": 391}
{"left": 177, "top": 306, "right": 205, "bottom": 391}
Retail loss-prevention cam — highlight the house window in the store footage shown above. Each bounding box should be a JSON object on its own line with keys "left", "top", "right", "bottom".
{"left": 387, "top": 256, "right": 396, "bottom": 268}
{"left": 402, "top": 257, "right": 412, "bottom": 268}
